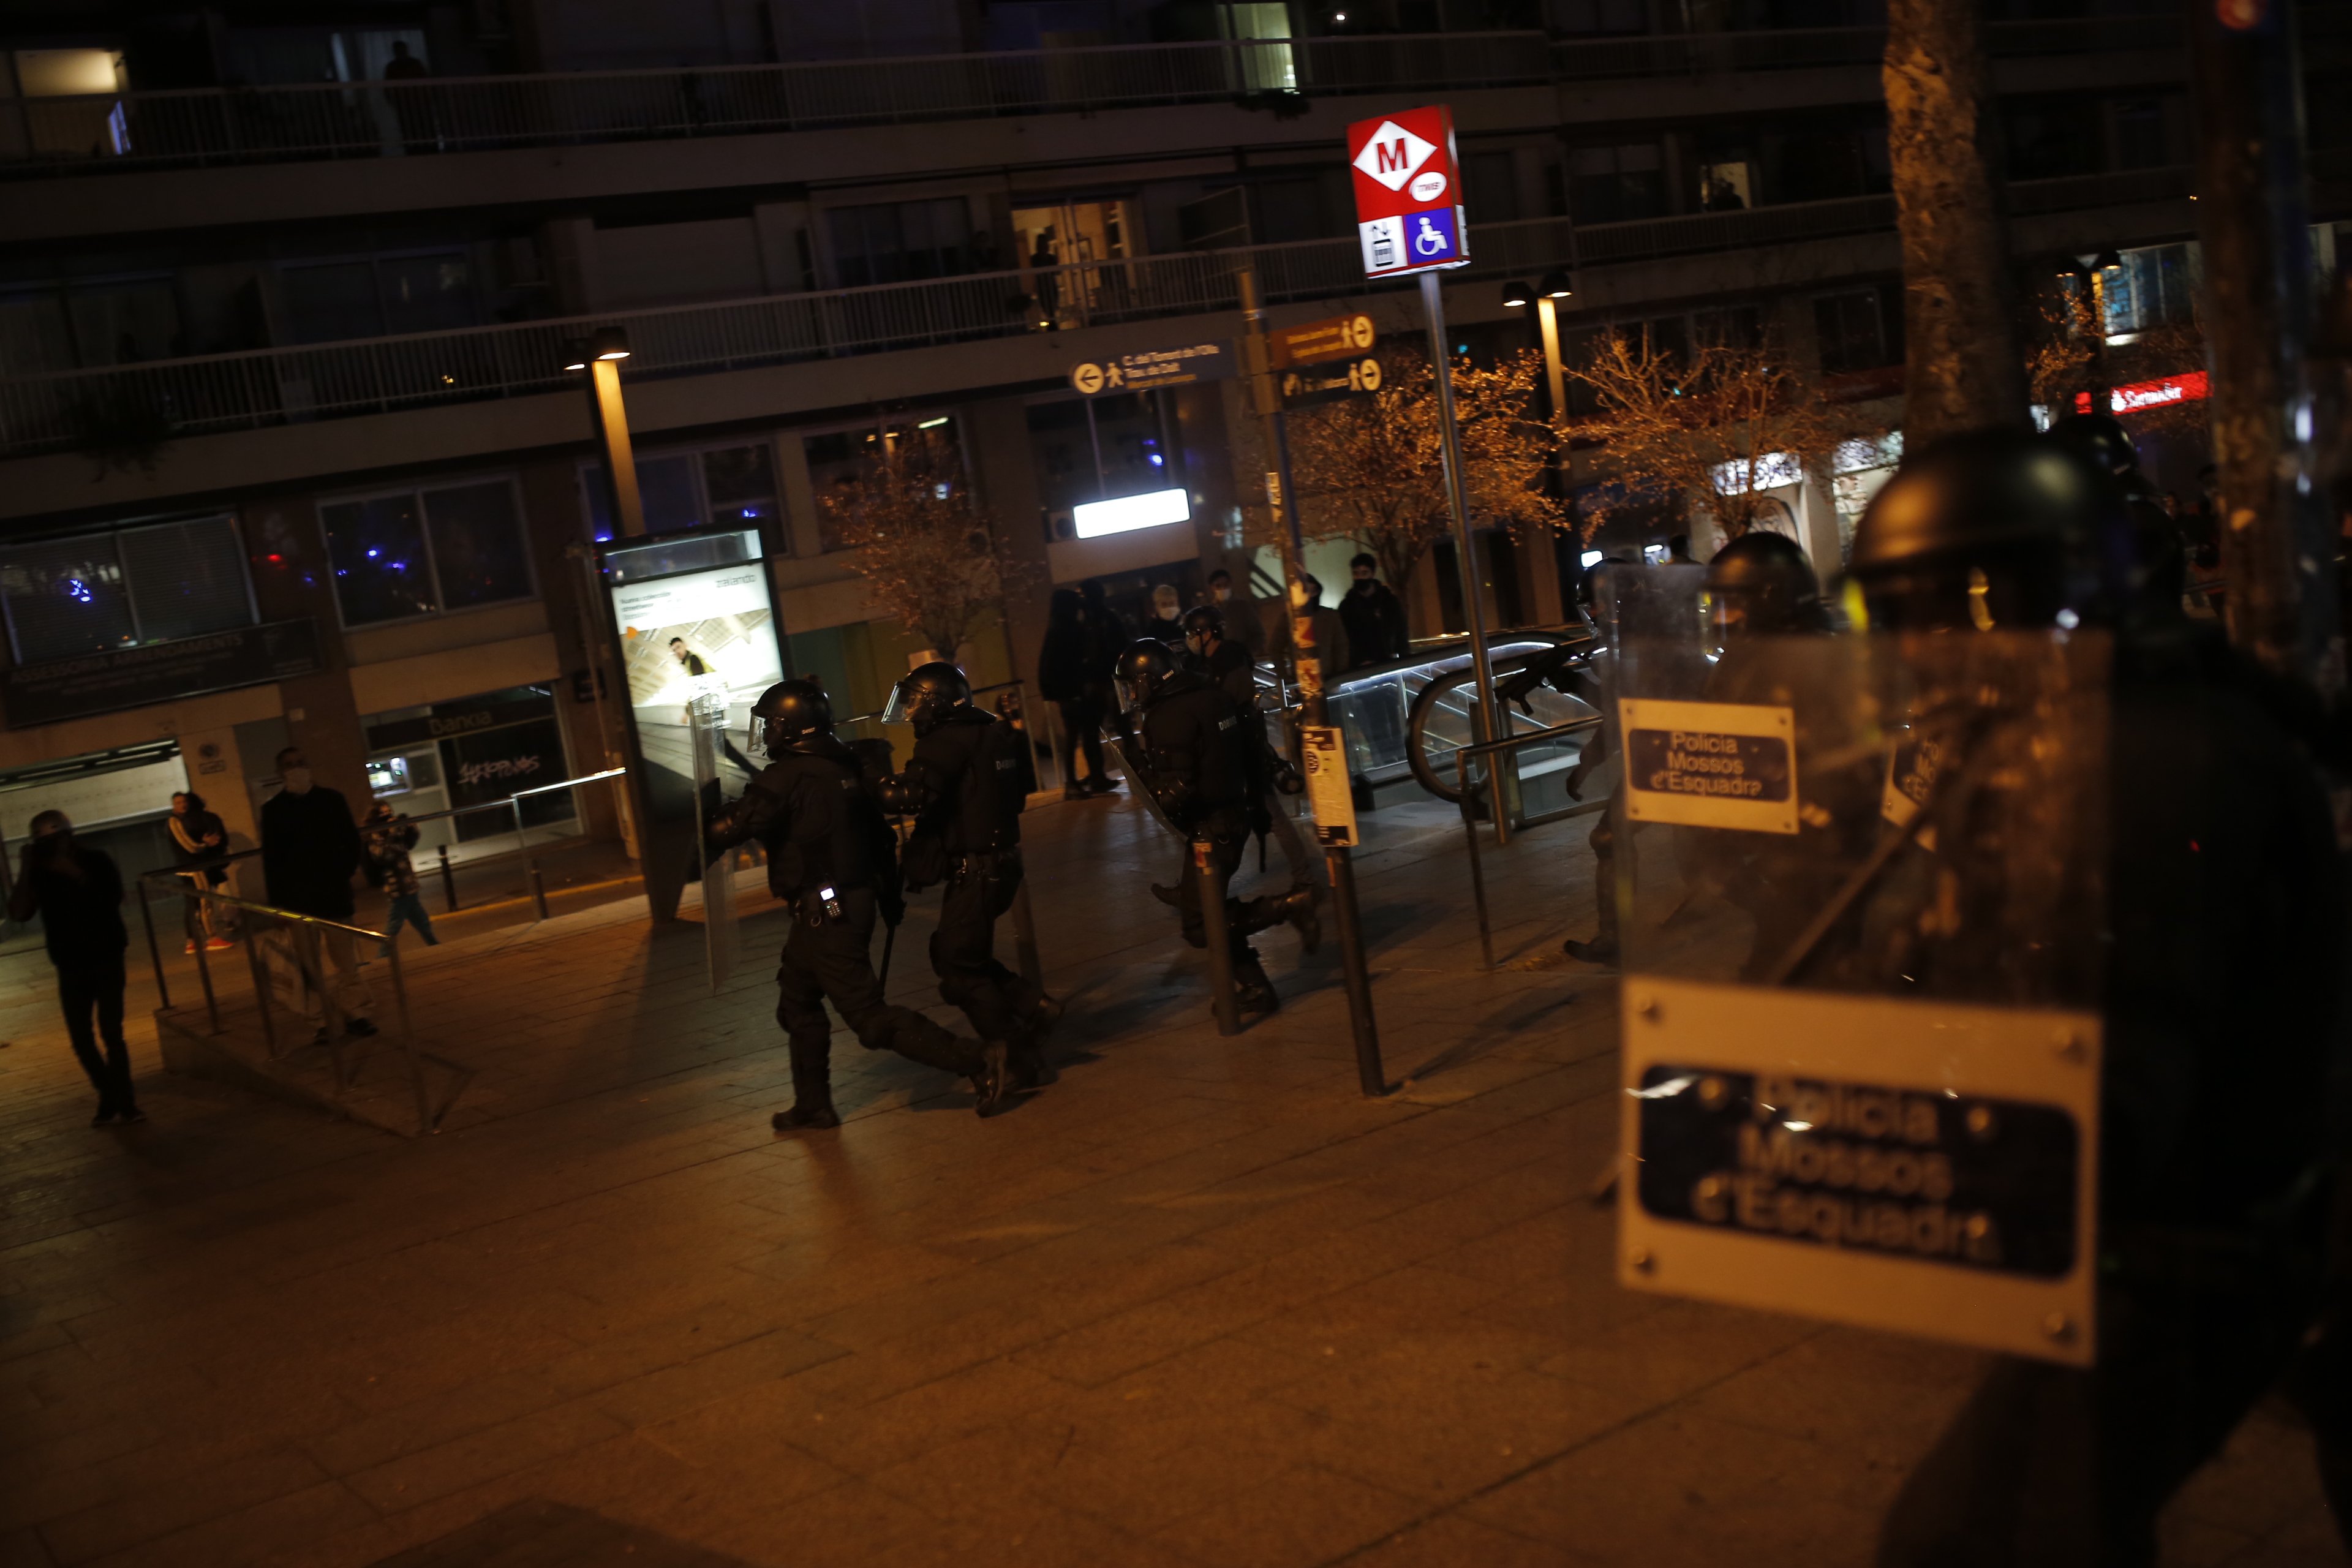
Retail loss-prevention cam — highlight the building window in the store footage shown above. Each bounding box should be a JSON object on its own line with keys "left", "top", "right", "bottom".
{"left": 362, "top": 685, "right": 576, "bottom": 859}
{"left": 318, "top": 477, "right": 533, "bottom": 628}
{"left": 2101, "top": 243, "right": 2196, "bottom": 336}
{"left": 1567, "top": 143, "right": 1665, "bottom": 225}
{"left": 827, "top": 199, "right": 979, "bottom": 288}
{"left": 279, "top": 251, "right": 477, "bottom": 345}
{"left": 1815, "top": 287, "right": 1899, "bottom": 375}
{"left": 0, "top": 514, "right": 255, "bottom": 665}
{"left": 1463, "top": 151, "right": 1521, "bottom": 224}
{"left": 580, "top": 441, "right": 779, "bottom": 543}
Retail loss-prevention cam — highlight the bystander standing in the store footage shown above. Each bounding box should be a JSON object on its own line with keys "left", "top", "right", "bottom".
{"left": 7, "top": 811, "right": 140, "bottom": 1126}
{"left": 166, "top": 790, "right": 233, "bottom": 954}
{"left": 260, "top": 748, "right": 377, "bottom": 1044}
{"left": 1338, "top": 553, "right": 1409, "bottom": 669}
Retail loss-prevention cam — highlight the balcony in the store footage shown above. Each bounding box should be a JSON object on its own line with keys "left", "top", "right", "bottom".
{"left": 0, "top": 16, "right": 2184, "bottom": 178}
{"left": 0, "top": 165, "right": 2204, "bottom": 469}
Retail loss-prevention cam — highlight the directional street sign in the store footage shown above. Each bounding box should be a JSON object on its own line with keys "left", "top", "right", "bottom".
{"left": 1069, "top": 341, "right": 1234, "bottom": 396}
{"left": 1280, "top": 355, "right": 1384, "bottom": 409}
{"left": 1272, "top": 313, "right": 1378, "bottom": 369}
{"left": 1346, "top": 105, "right": 1469, "bottom": 279}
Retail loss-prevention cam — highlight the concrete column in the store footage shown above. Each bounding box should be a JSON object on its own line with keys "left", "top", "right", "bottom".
{"left": 241, "top": 495, "right": 369, "bottom": 810}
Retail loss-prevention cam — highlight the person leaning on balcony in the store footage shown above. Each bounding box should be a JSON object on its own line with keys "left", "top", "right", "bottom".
{"left": 167, "top": 790, "right": 233, "bottom": 954}
{"left": 9, "top": 810, "right": 141, "bottom": 1126}
{"left": 259, "top": 748, "right": 377, "bottom": 1046}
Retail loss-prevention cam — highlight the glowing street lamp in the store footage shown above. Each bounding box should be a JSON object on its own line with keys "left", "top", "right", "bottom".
{"left": 566, "top": 327, "right": 644, "bottom": 537}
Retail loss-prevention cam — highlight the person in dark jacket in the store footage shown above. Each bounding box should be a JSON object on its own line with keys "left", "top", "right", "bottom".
{"left": 882, "top": 663, "right": 1064, "bottom": 1088}
{"left": 1181, "top": 604, "right": 1313, "bottom": 891}
{"left": 259, "top": 747, "right": 375, "bottom": 1042}
{"left": 1038, "top": 587, "right": 1109, "bottom": 799}
{"left": 705, "top": 680, "right": 1007, "bottom": 1129}
{"left": 166, "top": 790, "right": 232, "bottom": 953}
{"left": 9, "top": 810, "right": 140, "bottom": 1125}
{"left": 1078, "top": 579, "right": 1128, "bottom": 795}
{"left": 1338, "top": 553, "right": 1409, "bottom": 670}
{"left": 362, "top": 802, "right": 439, "bottom": 956}
{"left": 1115, "top": 639, "right": 1318, "bottom": 1017}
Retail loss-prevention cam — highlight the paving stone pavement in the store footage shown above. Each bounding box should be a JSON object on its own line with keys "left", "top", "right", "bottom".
{"left": 0, "top": 790, "right": 2342, "bottom": 1567}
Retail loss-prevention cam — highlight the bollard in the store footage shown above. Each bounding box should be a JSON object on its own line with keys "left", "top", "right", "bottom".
{"left": 529, "top": 859, "right": 549, "bottom": 921}
{"left": 1193, "top": 839, "right": 1242, "bottom": 1037}
{"left": 1009, "top": 872, "right": 1044, "bottom": 995}
{"left": 439, "top": 845, "right": 458, "bottom": 913}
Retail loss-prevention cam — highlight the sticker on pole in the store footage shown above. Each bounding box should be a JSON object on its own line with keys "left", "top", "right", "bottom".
{"left": 1346, "top": 105, "right": 1470, "bottom": 280}
{"left": 1619, "top": 698, "right": 1797, "bottom": 834}
{"left": 1300, "top": 724, "right": 1358, "bottom": 848}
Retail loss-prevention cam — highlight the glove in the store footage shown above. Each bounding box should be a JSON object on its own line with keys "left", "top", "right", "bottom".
{"left": 1272, "top": 760, "right": 1305, "bottom": 796}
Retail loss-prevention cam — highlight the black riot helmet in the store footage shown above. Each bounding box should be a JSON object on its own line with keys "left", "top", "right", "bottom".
{"left": 1180, "top": 603, "right": 1224, "bottom": 653}
{"left": 748, "top": 679, "right": 832, "bottom": 759}
{"left": 1847, "top": 428, "right": 2116, "bottom": 633}
{"left": 884, "top": 661, "right": 971, "bottom": 737}
{"left": 2045, "top": 411, "right": 2139, "bottom": 477}
{"left": 1114, "top": 637, "right": 1181, "bottom": 713}
{"left": 1705, "top": 530, "right": 1825, "bottom": 636}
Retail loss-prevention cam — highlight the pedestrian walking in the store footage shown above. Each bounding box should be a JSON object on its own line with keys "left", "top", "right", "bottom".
{"left": 1338, "top": 552, "right": 1409, "bottom": 669}
{"left": 7, "top": 810, "right": 140, "bottom": 1126}
{"left": 258, "top": 748, "right": 377, "bottom": 1045}
{"left": 1038, "top": 588, "right": 1109, "bottom": 799}
{"left": 166, "top": 790, "right": 233, "bottom": 953}
{"left": 362, "top": 802, "right": 439, "bottom": 956}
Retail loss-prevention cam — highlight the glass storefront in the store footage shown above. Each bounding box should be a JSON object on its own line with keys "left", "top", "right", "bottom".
{"left": 361, "top": 684, "right": 576, "bottom": 861}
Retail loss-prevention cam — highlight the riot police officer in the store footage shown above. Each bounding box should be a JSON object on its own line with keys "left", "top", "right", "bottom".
{"left": 704, "top": 679, "right": 1009, "bottom": 1129}
{"left": 1114, "top": 638, "right": 1317, "bottom": 1016}
{"left": 1180, "top": 604, "right": 1314, "bottom": 891}
{"left": 878, "top": 662, "right": 1064, "bottom": 1089}
{"left": 1851, "top": 430, "right": 2346, "bottom": 1565}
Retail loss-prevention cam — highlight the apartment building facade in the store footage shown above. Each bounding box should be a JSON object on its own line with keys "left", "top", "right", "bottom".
{"left": 0, "top": 0, "right": 2332, "bottom": 874}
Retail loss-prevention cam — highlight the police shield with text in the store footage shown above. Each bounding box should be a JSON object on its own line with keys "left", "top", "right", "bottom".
{"left": 1114, "top": 638, "right": 1317, "bottom": 1016}
{"left": 1853, "top": 432, "right": 2346, "bottom": 1565}
{"left": 877, "top": 662, "right": 1065, "bottom": 1090}
{"left": 703, "top": 679, "right": 1010, "bottom": 1128}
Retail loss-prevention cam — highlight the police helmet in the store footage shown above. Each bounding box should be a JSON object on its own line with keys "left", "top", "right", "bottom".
{"left": 1848, "top": 428, "right": 2115, "bottom": 632}
{"left": 1704, "top": 530, "right": 1823, "bottom": 635}
{"left": 748, "top": 679, "right": 832, "bottom": 758}
{"left": 885, "top": 661, "right": 971, "bottom": 737}
{"left": 2045, "top": 411, "right": 2139, "bottom": 477}
{"left": 1179, "top": 604, "right": 1224, "bottom": 643}
{"left": 1114, "top": 638, "right": 1181, "bottom": 711}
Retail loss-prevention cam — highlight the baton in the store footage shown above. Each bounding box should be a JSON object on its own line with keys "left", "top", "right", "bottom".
{"left": 878, "top": 918, "right": 897, "bottom": 989}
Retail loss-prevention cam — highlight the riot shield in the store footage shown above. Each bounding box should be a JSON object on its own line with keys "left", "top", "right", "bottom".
{"left": 1610, "top": 568, "right": 2109, "bottom": 1366}
{"left": 688, "top": 693, "right": 741, "bottom": 993}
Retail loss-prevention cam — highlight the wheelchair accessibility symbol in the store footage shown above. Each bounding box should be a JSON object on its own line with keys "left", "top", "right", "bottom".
{"left": 1412, "top": 214, "right": 1450, "bottom": 257}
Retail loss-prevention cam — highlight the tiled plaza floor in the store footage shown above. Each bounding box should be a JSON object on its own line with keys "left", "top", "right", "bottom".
{"left": 0, "top": 791, "right": 2341, "bottom": 1567}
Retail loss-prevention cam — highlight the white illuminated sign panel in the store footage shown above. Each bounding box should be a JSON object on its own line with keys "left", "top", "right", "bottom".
{"left": 1072, "top": 488, "right": 1191, "bottom": 540}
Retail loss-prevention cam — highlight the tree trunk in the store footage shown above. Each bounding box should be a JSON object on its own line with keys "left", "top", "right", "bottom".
{"left": 1883, "top": 0, "right": 2027, "bottom": 442}
{"left": 2187, "top": 0, "right": 2334, "bottom": 683}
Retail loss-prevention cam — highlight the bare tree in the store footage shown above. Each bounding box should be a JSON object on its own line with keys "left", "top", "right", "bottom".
{"left": 1283, "top": 346, "right": 1565, "bottom": 611}
{"left": 1561, "top": 330, "right": 1874, "bottom": 541}
{"left": 823, "top": 439, "right": 1013, "bottom": 658}
{"left": 1885, "top": 0, "right": 2027, "bottom": 439}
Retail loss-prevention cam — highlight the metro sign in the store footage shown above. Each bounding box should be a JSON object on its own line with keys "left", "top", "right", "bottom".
{"left": 1346, "top": 105, "right": 1469, "bottom": 279}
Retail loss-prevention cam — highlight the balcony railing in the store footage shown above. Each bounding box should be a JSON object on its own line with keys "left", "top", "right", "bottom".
{"left": 0, "top": 166, "right": 2192, "bottom": 462}
{"left": 0, "top": 15, "right": 2184, "bottom": 176}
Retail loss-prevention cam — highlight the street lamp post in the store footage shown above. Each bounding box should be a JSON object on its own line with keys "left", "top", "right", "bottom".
{"left": 567, "top": 326, "right": 644, "bottom": 537}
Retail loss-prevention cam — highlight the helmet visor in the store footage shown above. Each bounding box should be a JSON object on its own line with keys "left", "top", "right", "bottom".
{"left": 745, "top": 715, "right": 777, "bottom": 763}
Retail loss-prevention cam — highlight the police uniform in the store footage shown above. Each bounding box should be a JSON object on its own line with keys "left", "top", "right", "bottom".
{"left": 706, "top": 730, "right": 995, "bottom": 1126}
{"left": 895, "top": 706, "right": 1049, "bottom": 1055}
{"left": 1137, "top": 666, "right": 1302, "bottom": 1006}
{"left": 1844, "top": 431, "right": 2351, "bottom": 1563}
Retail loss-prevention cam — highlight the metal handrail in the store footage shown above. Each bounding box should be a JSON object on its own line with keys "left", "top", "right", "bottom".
{"left": 1453, "top": 717, "right": 1605, "bottom": 970}
{"left": 0, "top": 16, "right": 2186, "bottom": 179}
{"left": 0, "top": 167, "right": 2190, "bottom": 460}
{"left": 135, "top": 873, "right": 472, "bottom": 1136}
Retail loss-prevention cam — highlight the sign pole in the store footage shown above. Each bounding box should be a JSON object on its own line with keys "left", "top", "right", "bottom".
{"left": 1238, "top": 266, "right": 1385, "bottom": 1096}
{"left": 1421, "top": 271, "right": 1501, "bottom": 759}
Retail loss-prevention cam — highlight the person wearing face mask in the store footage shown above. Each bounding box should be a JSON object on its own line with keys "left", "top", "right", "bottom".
{"left": 1144, "top": 582, "right": 1185, "bottom": 646}
{"left": 259, "top": 747, "right": 377, "bottom": 1045}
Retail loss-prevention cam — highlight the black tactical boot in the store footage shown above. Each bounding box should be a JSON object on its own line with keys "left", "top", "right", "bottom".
{"left": 1027, "top": 992, "right": 1066, "bottom": 1041}
{"left": 1149, "top": 882, "right": 1180, "bottom": 907}
{"left": 1234, "top": 949, "right": 1280, "bottom": 1016}
{"left": 772, "top": 1055, "right": 840, "bottom": 1131}
{"left": 1280, "top": 884, "right": 1321, "bottom": 954}
{"left": 1561, "top": 935, "right": 1619, "bottom": 967}
{"left": 970, "top": 1040, "right": 1012, "bottom": 1115}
